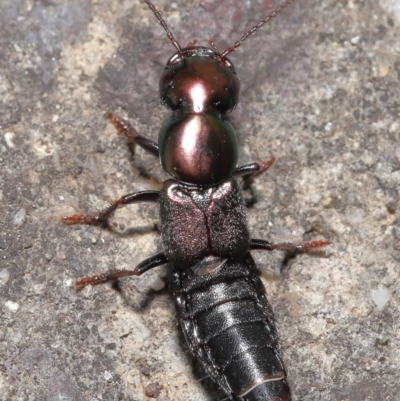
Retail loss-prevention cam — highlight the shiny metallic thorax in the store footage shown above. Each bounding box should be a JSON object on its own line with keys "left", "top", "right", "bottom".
{"left": 158, "top": 47, "right": 240, "bottom": 185}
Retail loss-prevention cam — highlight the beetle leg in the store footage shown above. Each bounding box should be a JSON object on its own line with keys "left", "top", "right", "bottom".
{"left": 75, "top": 252, "right": 167, "bottom": 286}
{"left": 251, "top": 238, "right": 332, "bottom": 253}
{"left": 234, "top": 156, "right": 275, "bottom": 206}
{"left": 234, "top": 155, "right": 275, "bottom": 186}
{"left": 107, "top": 112, "right": 159, "bottom": 158}
{"left": 63, "top": 190, "right": 159, "bottom": 226}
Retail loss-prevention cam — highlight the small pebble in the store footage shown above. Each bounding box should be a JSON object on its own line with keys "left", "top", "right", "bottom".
{"left": 57, "top": 248, "right": 67, "bottom": 260}
{"left": 149, "top": 277, "right": 165, "bottom": 292}
{"left": 5, "top": 300, "right": 20, "bottom": 312}
{"left": 321, "top": 196, "right": 333, "bottom": 208}
{"left": 144, "top": 382, "right": 162, "bottom": 398}
{"left": 370, "top": 284, "right": 391, "bottom": 311}
{"left": 11, "top": 330, "right": 23, "bottom": 344}
{"left": 346, "top": 207, "right": 364, "bottom": 223}
{"left": 324, "top": 121, "right": 333, "bottom": 131}
{"left": 375, "top": 333, "right": 390, "bottom": 346}
{"left": 4, "top": 132, "right": 16, "bottom": 148}
{"left": 0, "top": 268, "right": 10, "bottom": 285}
{"left": 86, "top": 156, "right": 98, "bottom": 174}
{"left": 13, "top": 208, "right": 26, "bottom": 226}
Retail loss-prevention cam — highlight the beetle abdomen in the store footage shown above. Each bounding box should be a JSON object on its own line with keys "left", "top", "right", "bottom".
{"left": 171, "top": 254, "right": 291, "bottom": 401}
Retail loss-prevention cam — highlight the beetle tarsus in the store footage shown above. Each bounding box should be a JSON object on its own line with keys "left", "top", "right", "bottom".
{"left": 62, "top": 214, "right": 104, "bottom": 226}
{"left": 75, "top": 252, "right": 167, "bottom": 287}
{"left": 62, "top": 191, "right": 159, "bottom": 227}
{"left": 251, "top": 238, "right": 332, "bottom": 253}
{"left": 107, "top": 112, "right": 160, "bottom": 157}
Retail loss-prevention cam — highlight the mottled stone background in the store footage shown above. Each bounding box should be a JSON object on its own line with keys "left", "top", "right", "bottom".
{"left": 0, "top": 0, "right": 399, "bottom": 400}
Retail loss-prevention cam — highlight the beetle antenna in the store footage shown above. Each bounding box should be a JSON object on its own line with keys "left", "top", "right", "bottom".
{"left": 144, "top": 0, "right": 183, "bottom": 52}
{"left": 221, "top": 0, "right": 296, "bottom": 58}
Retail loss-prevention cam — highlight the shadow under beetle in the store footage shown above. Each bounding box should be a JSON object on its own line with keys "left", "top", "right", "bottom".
{"left": 64, "top": 1, "right": 331, "bottom": 400}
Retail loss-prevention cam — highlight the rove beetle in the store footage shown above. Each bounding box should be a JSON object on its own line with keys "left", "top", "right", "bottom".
{"left": 64, "top": 1, "right": 331, "bottom": 399}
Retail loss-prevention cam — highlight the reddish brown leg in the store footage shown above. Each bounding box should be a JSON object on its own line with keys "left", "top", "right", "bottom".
{"left": 234, "top": 156, "right": 276, "bottom": 206}
{"left": 208, "top": 39, "right": 219, "bottom": 52}
{"left": 75, "top": 252, "right": 167, "bottom": 286}
{"left": 234, "top": 155, "right": 276, "bottom": 189}
{"left": 186, "top": 39, "right": 198, "bottom": 48}
{"left": 63, "top": 190, "right": 159, "bottom": 226}
{"left": 251, "top": 238, "right": 332, "bottom": 253}
{"left": 107, "top": 112, "right": 159, "bottom": 158}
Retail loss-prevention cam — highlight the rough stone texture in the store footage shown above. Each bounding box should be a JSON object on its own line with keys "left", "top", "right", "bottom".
{"left": 0, "top": 1, "right": 399, "bottom": 400}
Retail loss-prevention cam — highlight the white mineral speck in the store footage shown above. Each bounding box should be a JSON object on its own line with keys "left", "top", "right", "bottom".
{"left": 370, "top": 284, "right": 391, "bottom": 311}
{"left": 324, "top": 121, "right": 333, "bottom": 131}
{"left": 149, "top": 277, "right": 166, "bottom": 292}
{"left": 64, "top": 279, "right": 73, "bottom": 287}
{"left": 0, "top": 268, "right": 10, "bottom": 285}
{"left": 4, "top": 132, "right": 16, "bottom": 148}
{"left": 5, "top": 300, "right": 20, "bottom": 312}
{"left": 13, "top": 208, "right": 26, "bottom": 226}
{"left": 104, "top": 371, "right": 112, "bottom": 381}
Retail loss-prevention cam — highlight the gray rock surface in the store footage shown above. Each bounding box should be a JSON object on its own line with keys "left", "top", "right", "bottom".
{"left": 1, "top": 0, "right": 399, "bottom": 400}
